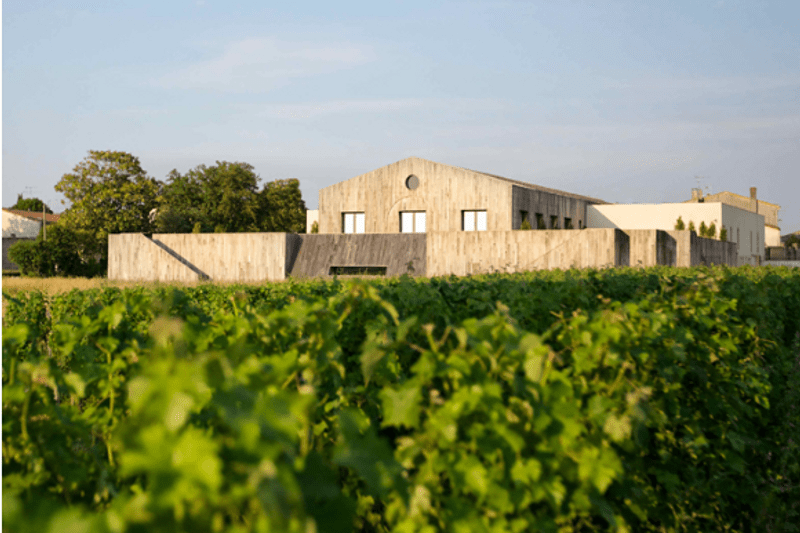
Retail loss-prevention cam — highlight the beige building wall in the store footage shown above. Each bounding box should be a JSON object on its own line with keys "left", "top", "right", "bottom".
{"left": 319, "top": 157, "right": 513, "bottom": 234}
{"left": 765, "top": 226, "right": 781, "bottom": 247}
{"left": 108, "top": 234, "right": 203, "bottom": 282}
{"left": 306, "top": 209, "right": 319, "bottom": 233}
{"left": 426, "top": 229, "right": 626, "bottom": 276}
{"left": 2, "top": 211, "right": 42, "bottom": 238}
{"left": 588, "top": 203, "right": 763, "bottom": 265}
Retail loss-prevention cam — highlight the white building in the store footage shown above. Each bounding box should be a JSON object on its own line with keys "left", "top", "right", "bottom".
{"left": 587, "top": 202, "right": 764, "bottom": 265}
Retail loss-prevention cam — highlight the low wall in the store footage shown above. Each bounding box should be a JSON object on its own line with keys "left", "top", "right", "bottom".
{"left": 425, "top": 229, "right": 626, "bottom": 277}
{"left": 152, "top": 233, "right": 293, "bottom": 282}
{"left": 664, "top": 231, "right": 737, "bottom": 267}
{"left": 108, "top": 234, "right": 202, "bottom": 282}
{"left": 626, "top": 230, "right": 677, "bottom": 267}
{"left": 763, "top": 261, "right": 800, "bottom": 268}
{"left": 766, "top": 247, "right": 800, "bottom": 261}
{"left": 289, "top": 234, "right": 426, "bottom": 278}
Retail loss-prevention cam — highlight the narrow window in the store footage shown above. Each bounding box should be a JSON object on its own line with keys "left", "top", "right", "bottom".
{"left": 462, "top": 210, "right": 487, "bottom": 231}
{"left": 550, "top": 215, "right": 559, "bottom": 229}
{"left": 737, "top": 227, "right": 740, "bottom": 243}
{"left": 342, "top": 212, "right": 365, "bottom": 234}
{"left": 519, "top": 210, "right": 529, "bottom": 227}
{"left": 535, "top": 213, "right": 546, "bottom": 230}
{"left": 400, "top": 211, "right": 426, "bottom": 233}
{"left": 330, "top": 266, "right": 387, "bottom": 276}
{"left": 750, "top": 231, "right": 753, "bottom": 253}
{"left": 564, "top": 217, "right": 573, "bottom": 229}
{"left": 579, "top": 220, "right": 583, "bottom": 229}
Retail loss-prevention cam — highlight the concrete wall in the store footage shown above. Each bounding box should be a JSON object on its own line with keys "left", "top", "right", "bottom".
{"left": 152, "top": 233, "right": 294, "bottom": 282}
{"left": 663, "top": 230, "right": 738, "bottom": 266}
{"left": 289, "top": 234, "right": 426, "bottom": 278}
{"left": 425, "top": 229, "right": 626, "bottom": 277}
{"left": 2, "top": 211, "right": 41, "bottom": 238}
{"left": 511, "top": 185, "right": 598, "bottom": 231}
{"left": 319, "top": 157, "right": 513, "bottom": 234}
{"left": 766, "top": 246, "right": 800, "bottom": 261}
{"left": 627, "top": 230, "right": 677, "bottom": 267}
{"left": 108, "top": 234, "right": 203, "bottom": 282}
{"left": 763, "top": 261, "right": 800, "bottom": 268}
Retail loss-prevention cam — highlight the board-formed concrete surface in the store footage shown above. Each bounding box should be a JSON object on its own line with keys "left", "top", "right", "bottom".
{"left": 425, "top": 229, "right": 627, "bottom": 276}
{"left": 108, "top": 233, "right": 202, "bottom": 282}
{"left": 289, "top": 233, "right": 426, "bottom": 278}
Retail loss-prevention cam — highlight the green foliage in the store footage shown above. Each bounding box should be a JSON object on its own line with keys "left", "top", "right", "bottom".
{"left": 520, "top": 218, "right": 532, "bottom": 230}
{"left": 7, "top": 225, "right": 103, "bottom": 277}
{"left": 688, "top": 220, "right": 696, "bottom": 233}
{"left": 11, "top": 194, "right": 53, "bottom": 214}
{"left": 720, "top": 226, "right": 728, "bottom": 242}
{"left": 707, "top": 222, "right": 717, "bottom": 238}
{"left": 260, "top": 179, "right": 307, "bottom": 233}
{"left": 311, "top": 221, "right": 319, "bottom": 234}
{"left": 55, "top": 151, "right": 160, "bottom": 262}
{"left": 674, "top": 216, "right": 685, "bottom": 230}
{"left": 699, "top": 220, "right": 708, "bottom": 237}
{"left": 4, "top": 267, "right": 800, "bottom": 532}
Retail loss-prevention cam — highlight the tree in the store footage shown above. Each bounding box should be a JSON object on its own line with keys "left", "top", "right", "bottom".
{"left": 258, "top": 179, "right": 307, "bottom": 233}
{"left": 520, "top": 218, "right": 532, "bottom": 230}
{"left": 699, "top": 221, "right": 708, "bottom": 237}
{"left": 688, "top": 221, "right": 696, "bottom": 233}
{"left": 11, "top": 194, "right": 53, "bottom": 214}
{"left": 55, "top": 151, "right": 160, "bottom": 263}
{"left": 675, "top": 216, "right": 685, "bottom": 230}
{"left": 7, "top": 224, "right": 102, "bottom": 277}
{"left": 155, "top": 162, "right": 261, "bottom": 233}
{"left": 707, "top": 223, "right": 716, "bottom": 239}
{"left": 720, "top": 227, "right": 728, "bottom": 242}
{"left": 310, "top": 221, "right": 319, "bottom": 234}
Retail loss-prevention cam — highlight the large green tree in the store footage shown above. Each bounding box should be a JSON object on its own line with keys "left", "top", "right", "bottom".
{"left": 11, "top": 194, "right": 53, "bottom": 214}
{"left": 155, "top": 162, "right": 307, "bottom": 233}
{"left": 55, "top": 150, "right": 160, "bottom": 261}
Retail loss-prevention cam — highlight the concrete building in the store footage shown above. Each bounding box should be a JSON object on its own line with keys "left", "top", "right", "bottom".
{"left": 685, "top": 187, "right": 780, "bottom": 247}
{"left": 317, "top": 157, "right": 607, "bottom": 235}
{"left": 110, "top": 157, "right": 740, "bottom": 282}
{"left": 2, "top": 208, "right": 61, "bottom": 271}
{"left": 587, "top": 202, "right": 765, "bottom": 265}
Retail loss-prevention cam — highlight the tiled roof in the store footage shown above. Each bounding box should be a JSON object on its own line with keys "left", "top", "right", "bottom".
{"left": 2, "top": 208, "right": 62, "bottom": 223}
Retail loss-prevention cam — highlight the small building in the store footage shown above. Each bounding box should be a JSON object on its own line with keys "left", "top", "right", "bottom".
{"left": 587, "top": 202, "right": 764, "bottom": 266}
{"left": 685, "top": 187, "right": 780, "bottom": 247}
{"left": 2, "top": 208, "right": 61, "bottom": 271}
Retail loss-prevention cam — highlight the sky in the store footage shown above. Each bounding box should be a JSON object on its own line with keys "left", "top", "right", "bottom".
{"left": 3, "top": 0, "right": 799, "bottom": 231}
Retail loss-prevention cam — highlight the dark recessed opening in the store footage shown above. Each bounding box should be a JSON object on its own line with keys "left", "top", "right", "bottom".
{"left": 329, "top": 266, "right": 387, "bottom": 276}
{"left": 405, "top": 175, "right": 420, "bottom": 190}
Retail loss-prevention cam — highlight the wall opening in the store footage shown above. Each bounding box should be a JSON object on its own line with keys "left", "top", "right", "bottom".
{"left": 329, "top": 266, "right": 387, "bottom": 276}
{"left": 564, "top": 217, "right": 573, "bottom": 229}
{"left": 550, "top": 215, "right": 559, "bottom": 229}
{"left": 535, "top": 213, "right": 546, "bottom": 229}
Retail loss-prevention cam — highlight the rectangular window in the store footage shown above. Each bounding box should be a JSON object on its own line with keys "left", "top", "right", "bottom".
{"left": 564, "top": 217, "right": 573, "bottom": 229}
{"left": 535, "top": 213, "right": 546, "bottom": 230}
{"left": 462, "top": 210, "right": 487, "bottom": 231}
{"left": 750, "top": 231, "right": 753, "bottom": 253}
{"left": 737, "top": 228, "right": 740, "bottom": 243}
{"left": 519, "top": 210, "right": 529, "bottom": 227}
{"left": 550, "top": 215, "right": 559, "bottom": 229}
{"left": 342, "top": 212, "right": 365, "bottom": 234}
{"left": 400, "top": 211, "right": 426, "bottom": 233}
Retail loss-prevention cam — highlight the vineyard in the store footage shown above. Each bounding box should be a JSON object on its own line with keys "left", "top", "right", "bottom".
{"left": 3, "top": 266, "right": 800, "bottom": 532}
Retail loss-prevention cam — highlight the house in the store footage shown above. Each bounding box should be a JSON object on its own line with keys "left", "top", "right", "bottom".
{"left": 2, "top": 208, "right": 61, "bottom": 270}
{"left": 685, "top": 187, "right": 781, "bottom": 247}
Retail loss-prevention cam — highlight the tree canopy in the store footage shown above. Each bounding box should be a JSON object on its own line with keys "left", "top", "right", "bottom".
{"left": 54, "top": 150, "right": 160, "bottom": 261}
{"left": 155, "top": 162, "right": 307, "bottom": 234}
{"left": 11, "top": 194, "right": 53, "bottom": 214}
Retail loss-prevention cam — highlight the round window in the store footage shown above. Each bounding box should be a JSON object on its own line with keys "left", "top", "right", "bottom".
{"left": 405, "top": 174, "right": 420, "bottom": 190}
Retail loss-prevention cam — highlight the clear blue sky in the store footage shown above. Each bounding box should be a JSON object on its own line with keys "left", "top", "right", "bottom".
{"left": 3, "top": 0, "right": 799, "bottom": 231}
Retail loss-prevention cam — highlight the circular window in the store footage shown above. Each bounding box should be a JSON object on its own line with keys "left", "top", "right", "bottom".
{"left": 405, "top": 174, "right": 420, "bottom": 190}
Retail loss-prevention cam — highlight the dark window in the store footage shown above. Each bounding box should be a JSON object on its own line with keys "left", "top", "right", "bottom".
{"left": 519, "top": 210, "right": 529, "bottom": 226}
{"left": 579, "top": 220, "right": 583, "bottom": 229}
{"left": 329, "top": 266, "right": 387, "bottom": 276}
{"left": 550, "top": 215, "right": 559, "bottom": 229}
{"left": 535, "top": 213, "right": 546, "bottom": 229}
{"left": 564, "top": 217, "right": 573, "bottom": 229}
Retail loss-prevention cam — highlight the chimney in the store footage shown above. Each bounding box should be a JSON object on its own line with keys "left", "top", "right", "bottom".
{"left": 691, "top": 188, "right": 703, "bottom": 201}
{"left": 750, "top": 186, "right": 758, "bottom": 213}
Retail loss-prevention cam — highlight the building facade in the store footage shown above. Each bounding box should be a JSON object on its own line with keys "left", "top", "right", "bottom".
{"left": 686, "top": 187, "right": 780, "bottom": 247}
{"left": 317, "top": 157, "right": 606, "bottom": 235}
{"left": 2, "top": 209, "right": 61, "bottom": 270}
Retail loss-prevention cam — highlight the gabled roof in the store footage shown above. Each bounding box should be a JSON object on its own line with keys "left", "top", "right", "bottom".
{"left": 2, "top": 208, "right": 61, "bottom": 223}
